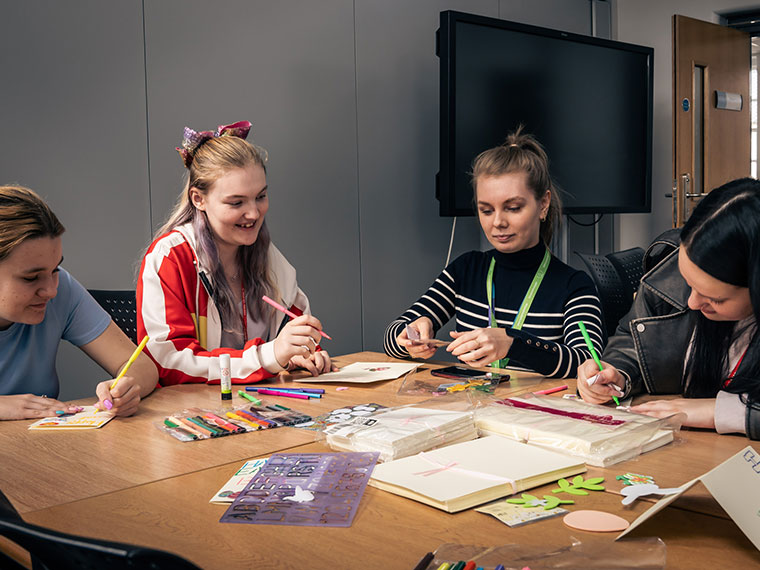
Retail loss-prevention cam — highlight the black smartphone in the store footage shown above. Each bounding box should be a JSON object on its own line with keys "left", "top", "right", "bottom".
{"left": 430, "top": 365, "right": 509, "bottom": 382}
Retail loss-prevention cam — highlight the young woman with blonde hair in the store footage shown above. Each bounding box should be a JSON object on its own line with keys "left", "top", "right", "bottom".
{"left": 138, "top": 121, "right": 333, "bottom": 385}
{"left": 384, "top": 128, "right": 604, "bottom": 377}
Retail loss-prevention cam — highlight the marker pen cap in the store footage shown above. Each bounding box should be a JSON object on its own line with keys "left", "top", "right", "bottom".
{"left": 220, "top": 353, "right": 232, "bottom": 400}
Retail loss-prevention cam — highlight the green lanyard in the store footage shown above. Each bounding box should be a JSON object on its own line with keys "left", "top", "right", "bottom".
{"left": 486, "top": 248, "right": 551, "bottom": 368}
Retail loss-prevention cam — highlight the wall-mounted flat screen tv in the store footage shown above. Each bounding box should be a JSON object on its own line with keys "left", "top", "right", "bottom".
{"left": 437, "top": 11, "right": 653, "bottom": 216}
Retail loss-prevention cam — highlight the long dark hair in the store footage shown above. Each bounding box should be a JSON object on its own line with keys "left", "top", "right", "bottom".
{"left": 681, "top": 177, "right": 760, "bottom": 409}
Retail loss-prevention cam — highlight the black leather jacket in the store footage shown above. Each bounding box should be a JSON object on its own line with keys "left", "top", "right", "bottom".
{"left": 604, "top": 249, "right": 760, "bottom": 439}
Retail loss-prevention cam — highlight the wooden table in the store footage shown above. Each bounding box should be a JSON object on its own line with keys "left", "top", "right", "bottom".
{"left": 3, "top": 352, "right": 758, "bottom": 569}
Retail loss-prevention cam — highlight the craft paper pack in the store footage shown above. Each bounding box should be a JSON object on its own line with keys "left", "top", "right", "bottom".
{"left": 300, "top": 362, "right": 418, "bottom": 383}
{"left": 475, "top": 395, "right": 675, "bottom": 466}
{"left": 28, "top": 406, "right": 114, "bottom": 430}
{"left": 617, "top": 446, "right": 760, "bottom": 551}
{"left": 220, "top": 452, "right": 379, "bottom": 527}
{"left": 324, "top": 406, "right": 477, "bottom": 462}
{"left": 210, "top": 458, "right": 269, "bottom": 503}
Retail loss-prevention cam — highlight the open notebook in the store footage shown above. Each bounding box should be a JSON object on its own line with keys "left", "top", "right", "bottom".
{"left": 369, "top": 435, "right": 586, "bottom": 513}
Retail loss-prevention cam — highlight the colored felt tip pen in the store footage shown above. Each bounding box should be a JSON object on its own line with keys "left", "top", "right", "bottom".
{"left": 412, "top": 552, "right": 434, "bottom": 570}
{"left": 238, "top": 390, "right": 262, "bottom": 405}
{"left": 262, "top": 295, "right": 332, "bottom": 340}
{"left": 578, "top": 320, "right": 621, "bottom": 406}
{"left": 111, "top": 335, "right": 149, "bottom": 390}
{"left": 246, "top": 386, "right": 325, "bottom": 394}
{"left": 533, "top": 384, "right": 568, "bottom": 396}
{"left": 255, "top": 388, "right": 310, "bottom": 400}
{"left": 220, "top": 353, "right": 232, "bottom": 401}
{"left": 245, "top": 387, "right": 319, "bottom": 398}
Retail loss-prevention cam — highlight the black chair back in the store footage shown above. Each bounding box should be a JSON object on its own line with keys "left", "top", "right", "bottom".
{"left": 575, "top": 252, "right": 628, "bottom": 338}
{"left": 88, "top": 290, "right": 137, "bottom": 343}
{"left": 0, "top": 490, "right": 200, "bottom": 570}
{"left": 606, "top": 247, "right": 645, "bottom": 301}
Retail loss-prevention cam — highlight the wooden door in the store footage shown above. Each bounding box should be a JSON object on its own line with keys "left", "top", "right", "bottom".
{"left": 672, "top": 15, "right": 750, "bottom": 227}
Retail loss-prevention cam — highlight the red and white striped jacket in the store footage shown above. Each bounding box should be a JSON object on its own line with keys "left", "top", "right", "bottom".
{"left": 137, "top": 223, "right": 311, "bottom": 386}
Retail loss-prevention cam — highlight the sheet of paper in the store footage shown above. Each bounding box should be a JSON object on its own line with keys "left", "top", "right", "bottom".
{"left": 209, "top": 458, "right": 269, "bottom": 503}
{"left": 28, "top": 406, "right": 114, "bottom": 430}
{"left": 299, "top": 362, "right": 418, "bottom": 383}
{"left": 617, "top": 445, "right": 760, "bottom": 551}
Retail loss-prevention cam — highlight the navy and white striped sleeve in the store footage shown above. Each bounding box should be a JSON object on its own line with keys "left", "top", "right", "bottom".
{"left": 383, "top": 267, "right": 458, "bottom": 358}
{"left": 505, "top": 273, "right": 605, "bottom": 378}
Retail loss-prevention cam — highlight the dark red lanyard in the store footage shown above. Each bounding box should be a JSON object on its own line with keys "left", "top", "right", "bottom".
{"left": 240, "top": 280, "right": 248, "bottom": 344}
{"left": 723, "top": 346, "right": 748, "bottom": 388}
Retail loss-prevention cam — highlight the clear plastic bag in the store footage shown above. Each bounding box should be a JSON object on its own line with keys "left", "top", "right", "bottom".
{"left": 474, "top": 394, "right": 683, "bottom": 466}
{"left": 321, "top": 396, "right": 481, "bottom": 461}
{"left": 422, "top": 537, "right": 666, "bottom": 569}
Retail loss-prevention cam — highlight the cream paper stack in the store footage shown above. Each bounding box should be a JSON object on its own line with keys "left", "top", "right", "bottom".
{"left": 475, "top": 395, "right": 676, "bottom": 467}
{"left": 324, "top": 406, "right": 478, "bottom": 462}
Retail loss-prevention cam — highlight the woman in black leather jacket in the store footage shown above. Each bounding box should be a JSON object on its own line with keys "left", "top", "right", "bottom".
{"left": 578, "top": 178, "right": 760, "bottom": 440}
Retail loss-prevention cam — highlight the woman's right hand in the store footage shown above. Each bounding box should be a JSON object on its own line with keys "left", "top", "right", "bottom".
{"left": 273, "top": 315, "right": 324, "bottom": 368}
{"left": 576, "top": 359, "right": 626, "bottom": 405}
{"left": 0, "top": 394, "right": 74, "bottom": 420}
{"left": 396, "top": 317, "right": 436, "bottom": 359}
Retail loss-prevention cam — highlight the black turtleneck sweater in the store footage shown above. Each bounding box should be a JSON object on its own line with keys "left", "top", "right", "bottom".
{"left": 383, "top": 243, "right": 605, "bottom": 378}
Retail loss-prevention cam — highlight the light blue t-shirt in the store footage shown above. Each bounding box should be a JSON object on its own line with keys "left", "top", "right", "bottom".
{"left": 0, "top": 268, "right": 111, "bottom": 398}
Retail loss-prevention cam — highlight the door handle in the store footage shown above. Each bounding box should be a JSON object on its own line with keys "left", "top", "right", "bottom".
{"left": 681, "top": 173, "right": 690, "bottom": 223}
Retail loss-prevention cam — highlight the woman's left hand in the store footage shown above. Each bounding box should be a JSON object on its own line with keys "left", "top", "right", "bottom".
{"left": 94, "top": 376, "right": 141, "bottom": 417}
{"left": 446, "top": 328, "right": 513, "bottom": 367}
{"left": 289, "top": 350, "right": 338, "bottom": 377}
{"left": 630, "top": 398, "right": 715, "bottom": 429}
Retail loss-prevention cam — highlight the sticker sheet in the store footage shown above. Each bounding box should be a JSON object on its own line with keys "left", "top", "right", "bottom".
{"left": 220, "top": 451, "right": 379, "bottom": 527}
{"left": 294, "top": 403, "right": 386, "bottom": 431}
{"left": 476, "top": 500, "right": 568, "bottom": 527}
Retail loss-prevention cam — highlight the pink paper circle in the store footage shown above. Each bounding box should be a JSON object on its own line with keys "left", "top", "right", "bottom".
{"left": 563, "top": 510, "right": 630, "bottom": 532}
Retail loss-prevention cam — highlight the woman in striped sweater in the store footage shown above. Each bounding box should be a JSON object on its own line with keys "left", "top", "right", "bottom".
{"left": 384, "top": 129, "right": 604, "bottom": 378}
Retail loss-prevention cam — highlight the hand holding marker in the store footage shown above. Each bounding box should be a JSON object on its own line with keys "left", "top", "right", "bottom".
{"left": 98, "top": 336, "right": 149, "bottom": 411}
{"left": 262, "top": 295, "right": 332, "bottom": 340}
{"left": 577, "top": 321, "right": 621, "bottom": 406}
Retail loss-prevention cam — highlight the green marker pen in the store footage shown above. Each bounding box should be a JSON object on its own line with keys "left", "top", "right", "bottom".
{"left": 578, "top": 321, "right": 621, "bottom": 406}
{"left": 238, "top": 390, "right": 261, "bottom": 405}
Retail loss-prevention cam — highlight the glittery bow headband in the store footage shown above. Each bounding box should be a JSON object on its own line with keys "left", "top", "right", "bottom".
{"left": 176, "top": 120, "right": 252, "bottom": 168}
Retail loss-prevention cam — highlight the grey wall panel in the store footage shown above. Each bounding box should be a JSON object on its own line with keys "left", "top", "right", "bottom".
{"left": 143, "top": 1, "right": 361, "bottom": 357}
{"left": 355, "top": 1, "right": 497, "bottom": 351}
{"left": 498, "top": 0, "right": 591, "bottom": 34}
{"left": 0, "top": 1, "right": 150, "bottom": 399}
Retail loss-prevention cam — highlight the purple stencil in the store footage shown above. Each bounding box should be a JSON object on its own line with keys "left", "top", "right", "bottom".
{"left": 219, "top": 451, "right": 379, "bottom": 527}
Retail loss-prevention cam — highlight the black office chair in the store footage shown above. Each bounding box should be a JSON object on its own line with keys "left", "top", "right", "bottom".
{"left": 606, "top": 247, "right": 645, "bottom": 302}
{"left": 575, "top": 252, "right": 628, "bottom": 338}
{"left": 88, "top": 290, "right": 138, "bottom": 343}
{"left": 0, "top": 490, "right": 200, "bottom": 570}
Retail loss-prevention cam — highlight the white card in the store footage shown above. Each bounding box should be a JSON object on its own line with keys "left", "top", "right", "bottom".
{"left": 617, "top": 446, "right": 760, "bottom": 551}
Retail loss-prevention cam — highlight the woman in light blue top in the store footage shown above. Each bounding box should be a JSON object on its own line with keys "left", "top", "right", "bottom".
{"left": 0, "top": 185, "right": 157, "bottom": 420}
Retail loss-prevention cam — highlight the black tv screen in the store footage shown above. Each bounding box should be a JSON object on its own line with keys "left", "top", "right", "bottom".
{"left": 437, "top": 11, "right": 653, "bottom": 216}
